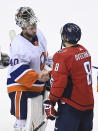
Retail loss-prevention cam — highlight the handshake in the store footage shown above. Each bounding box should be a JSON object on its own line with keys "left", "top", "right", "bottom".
{"left": 38, "top": 70, "right": 50, "bottom": 82}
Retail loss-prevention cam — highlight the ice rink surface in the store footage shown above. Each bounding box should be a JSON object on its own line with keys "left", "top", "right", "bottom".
{"left": 0, "top": 0, "right": 98, "bottom": 130}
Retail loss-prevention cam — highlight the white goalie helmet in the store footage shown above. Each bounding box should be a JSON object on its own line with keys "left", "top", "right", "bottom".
{"left": 15, "top": 7, "right": 38, "bottom": 28}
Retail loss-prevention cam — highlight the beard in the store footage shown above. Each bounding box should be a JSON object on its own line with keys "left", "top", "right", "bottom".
{"left": 26, "top": 32, "right": 36, "bottom": 38}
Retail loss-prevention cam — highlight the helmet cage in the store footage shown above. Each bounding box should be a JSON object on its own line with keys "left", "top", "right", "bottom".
{"left": 15, "top": 7, "right": 38, "bottom": 28}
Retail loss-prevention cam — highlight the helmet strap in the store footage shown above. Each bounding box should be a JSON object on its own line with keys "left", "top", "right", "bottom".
{"left": 61, "top": 35, "right": 67, "bottom": 49}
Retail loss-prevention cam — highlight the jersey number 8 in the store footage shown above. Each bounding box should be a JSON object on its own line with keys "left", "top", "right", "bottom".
{"left": 84, "top": 61, "right": 92, "bottom": 85}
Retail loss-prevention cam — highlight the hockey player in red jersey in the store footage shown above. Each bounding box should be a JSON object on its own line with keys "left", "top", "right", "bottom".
{"left": 44, "top": 23, "right": 94, "bottom": 131}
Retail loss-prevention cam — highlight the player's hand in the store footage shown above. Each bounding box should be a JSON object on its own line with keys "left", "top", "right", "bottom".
{"left": 43, "top": 100, "right": 57, "bottom": 120}
{"left": 38, "top": 70, "right": 49, "bottom": 82}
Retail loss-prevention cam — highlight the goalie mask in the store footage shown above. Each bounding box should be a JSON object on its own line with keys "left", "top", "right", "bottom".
{"left": 15, "top": 7, "right": 38, "bottom": 28}
{"left": 60, "top": 23, "right": 81, "bottom": 47}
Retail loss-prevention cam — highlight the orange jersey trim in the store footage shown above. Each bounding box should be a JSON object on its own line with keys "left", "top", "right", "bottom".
{"left": 7, "top": 85, "right": 44, "bottom": 93}
{"left": 15, "top": 91, "right": 22, "bottom": 119}
{"left": 15, "top": 70, "right": 39, "bottom": 88}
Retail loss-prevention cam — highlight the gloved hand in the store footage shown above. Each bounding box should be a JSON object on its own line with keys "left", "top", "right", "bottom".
{"left": 44, "top": 100, "right": 57, "bottom": 120}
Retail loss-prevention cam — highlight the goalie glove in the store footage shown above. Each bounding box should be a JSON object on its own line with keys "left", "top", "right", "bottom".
{"left": 44, "top": 100, "right": 57, "bottom": 120}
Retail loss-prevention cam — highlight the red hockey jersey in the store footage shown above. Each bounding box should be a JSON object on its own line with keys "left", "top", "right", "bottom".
{"left": 49, "top": 44, "right": 94, "bottom": 111}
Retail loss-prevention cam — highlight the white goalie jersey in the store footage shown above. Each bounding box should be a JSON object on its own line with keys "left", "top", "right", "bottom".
{"left": 7, "top": 29, "right": 47, "bottom": 93}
